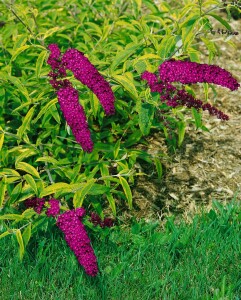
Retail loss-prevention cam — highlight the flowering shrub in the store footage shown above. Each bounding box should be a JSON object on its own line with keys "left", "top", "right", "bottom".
{"left": 0, "top": 0, "right": 240, "bottom": 276}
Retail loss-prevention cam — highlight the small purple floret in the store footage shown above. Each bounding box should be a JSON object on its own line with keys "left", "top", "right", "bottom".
{"left": 90, "top": 212, "right": 114, "bottom": 228}
{"left": 46, "top": 198, "right": 60, "bottom": 217}
{"left": 24, "top": 197, "right": 45, "bottom": 214}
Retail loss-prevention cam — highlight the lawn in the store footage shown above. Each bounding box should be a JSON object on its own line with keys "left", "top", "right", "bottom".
{"left": 1, "top": 200, "right": 241, "bottom": 300}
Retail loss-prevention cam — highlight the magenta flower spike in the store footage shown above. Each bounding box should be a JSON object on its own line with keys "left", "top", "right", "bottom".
{"left": 141, "top": 70, "right": 230, "bottom": 120}
{"left": 57, "top": 86, "right": 94, "bottom": 152}
{"left": 57, "top": 208, "right": 99, "bottom": 277}
{"left": 159, "top": 59, "right": 240, "bottom": 91}
{"left": 47, "top": 44, "right": 61, "bottom": 70}
{"left": 47, "top": 44, "right": 116, "bottom": 152}
{"left": 61, "top": 48, "right": 115, "bottom": 115}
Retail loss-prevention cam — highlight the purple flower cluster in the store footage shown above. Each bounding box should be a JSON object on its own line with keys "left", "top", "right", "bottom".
{"left": 57, "top": 208, "right": 99, "bottom": 277}
{"left": 47, "top": 44, "right": 115, "bottom": 152}
{"left": 141, "top": 71, "right": 229, "bottom": 120}
{"left": 24, "top": 197, "right": 60, "bottom": 216}
{"left": 24, "top": 197, "right": 45, "bottom": 214}
{"left": 62, "top": 49, "right": 115, "bottom": 115}
{"left": 47, "top": 44, "right": 93, "bottom": 152}
{"left": 57, "top": 86, "right": 94, "bottom": 152}
{"left": 159, "top": 59, "right": 240, "bottom": 91}
{"left": 46, "top": 198, "right": 60, "bottom": 217}
{"left": 90, "top": 212, "right": 114, "bottom": 228}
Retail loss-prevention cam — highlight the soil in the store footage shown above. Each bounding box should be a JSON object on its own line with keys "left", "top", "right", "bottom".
{"left": 130, "top": 14, "right": 241, "bottom": 222}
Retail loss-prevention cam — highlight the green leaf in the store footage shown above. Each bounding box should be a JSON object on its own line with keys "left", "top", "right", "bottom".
{"left": 119, "top": 176, "right": 133, "bottom": 209}
{"left": 112, "top": 74, "right": 138, "bottom": 99}
{"left": 124, "top": 130, "right": 142, "bottom": 147}
{"left": 23, "top": 174, "right": 38, "bottom": 195}
{"left": 177, "top": 121, "right": 186, "bottom": 147}
{"left": 203, "top": 83, "right": 209, "bottom": 101}
{"left": 22, "top": 223, "right": 32, "bottom": 247}
{"left": 181, "top": 16, "right": 199, "bottom": 50}
{"left": 88, "top": 183, "right": 110, "bottom": 195}
{"left": 40, "top": 182, "right": 71, "bottom": 197}
{"left": 90, "top": 93, "right": 99, "bottom": 118}
{"left": 192, "top": 108, "right": 202, "bottom": 129}
{"left": 110, "top": 43, "right": 141, "bottom": 72}
{"left": 42, "top": 27, "right": 61, "bottom": 39}
{"left": 34, "top": 98, "right": 58, "bottom": 123}
{"left": 15, "top": 149, "right": 37, "bottom": 164}
{"left": 16, "top": 229, "right": 24, "bottom": 260}
{"left": 4, "top": 74, "right": 30, "bottom": 101}
{"left": 36, "top": 50, "right": 47, "bottom": 78}
{"left": 10, "top": 182, "right": 22, "bottom": 203}
{"left": 36, "top": 156, "right": 59, "bottom": 165}
{"left": 158, "top": 35, "right": 177, "bottom": 60}
{"left": 17, "top": 106, "right": 35, "bottom": 139}
{"left": 187, "top": 48, "right": 200, "bottom": 63}
{"left": 106, "top": 192, "right": 116, "bottom": 216}
{"left": 0, "top": 169, "right": 21, "bottom": 177}
{"left": 143, "top": 0, "right": 159, "bottom": 13}
{"left": 16, "top": 162, "right": 40, "bottom": 178}
{"left": 49, "top": 104, "right": 61, "bottom": 124}
{"left": 0, "top": 179, "right": 7, "bottom": 208}
{"left": 0, "top": 126, "right": 4, "bottom": 152}
{"left": 201, "top": 37, "right": 217, "bottom": 62}
{"left": 132, "top": 0, "right": 142, "bottom": 12}
{"left": 114, "top": 139, "right": 121, "bottom": 160}
{"left": 138, "top": 102, "right": 154, "bottom": 136}
{"left": 22, "top": 209, "right": 36, "bottom": 219}
{"left": 154, "top": 158, "right": 163, "bottom": 180}
{"left": 11, "top": 45, "right": 30, "bottom": 62}
{"left": 13, "top": 34, "right": 28, "bottom": 51}
{"left": 73, "top": 179, "right": 96, "bottom": 208}
{"left": 17, "top": 186, "right": 35, "bottom": 202}
{"left": 133, "top": 60, "right": 147, "bottom": 74}
{"left": 136, "top": 53, "right": 161, "bottom": 61}
{"left": 0, "top": 231, "right": 12, "bottom": 239}
{"left": 91, "top": 198, "right": 104, "bottom": 219}
{"left": 100, "top": 163, "right": 110, "bottom": 187}
{"left": 207, "top": 13, "right": 232, "bottom": 31}
{"left": 0, "top": 214, "right": 24, "bottom": 221}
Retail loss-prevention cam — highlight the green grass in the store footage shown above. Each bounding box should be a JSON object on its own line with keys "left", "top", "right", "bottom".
{"left": 1, "top": 200, "right": 241, "bottom": 300}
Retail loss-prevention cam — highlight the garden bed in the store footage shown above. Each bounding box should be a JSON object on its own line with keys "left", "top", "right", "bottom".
{"left": 132, "top": 14, "right": 241, "bottom": 221}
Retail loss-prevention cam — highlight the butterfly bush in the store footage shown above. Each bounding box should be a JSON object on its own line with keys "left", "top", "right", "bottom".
{"left": 47, "top": 44, "right": 115, "bottom": 152}
{"left": 57, "top": 208, "right": 99, "bottom": 277}
{"left": 142, "top": 60, "right": 240, "bottom": 120}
